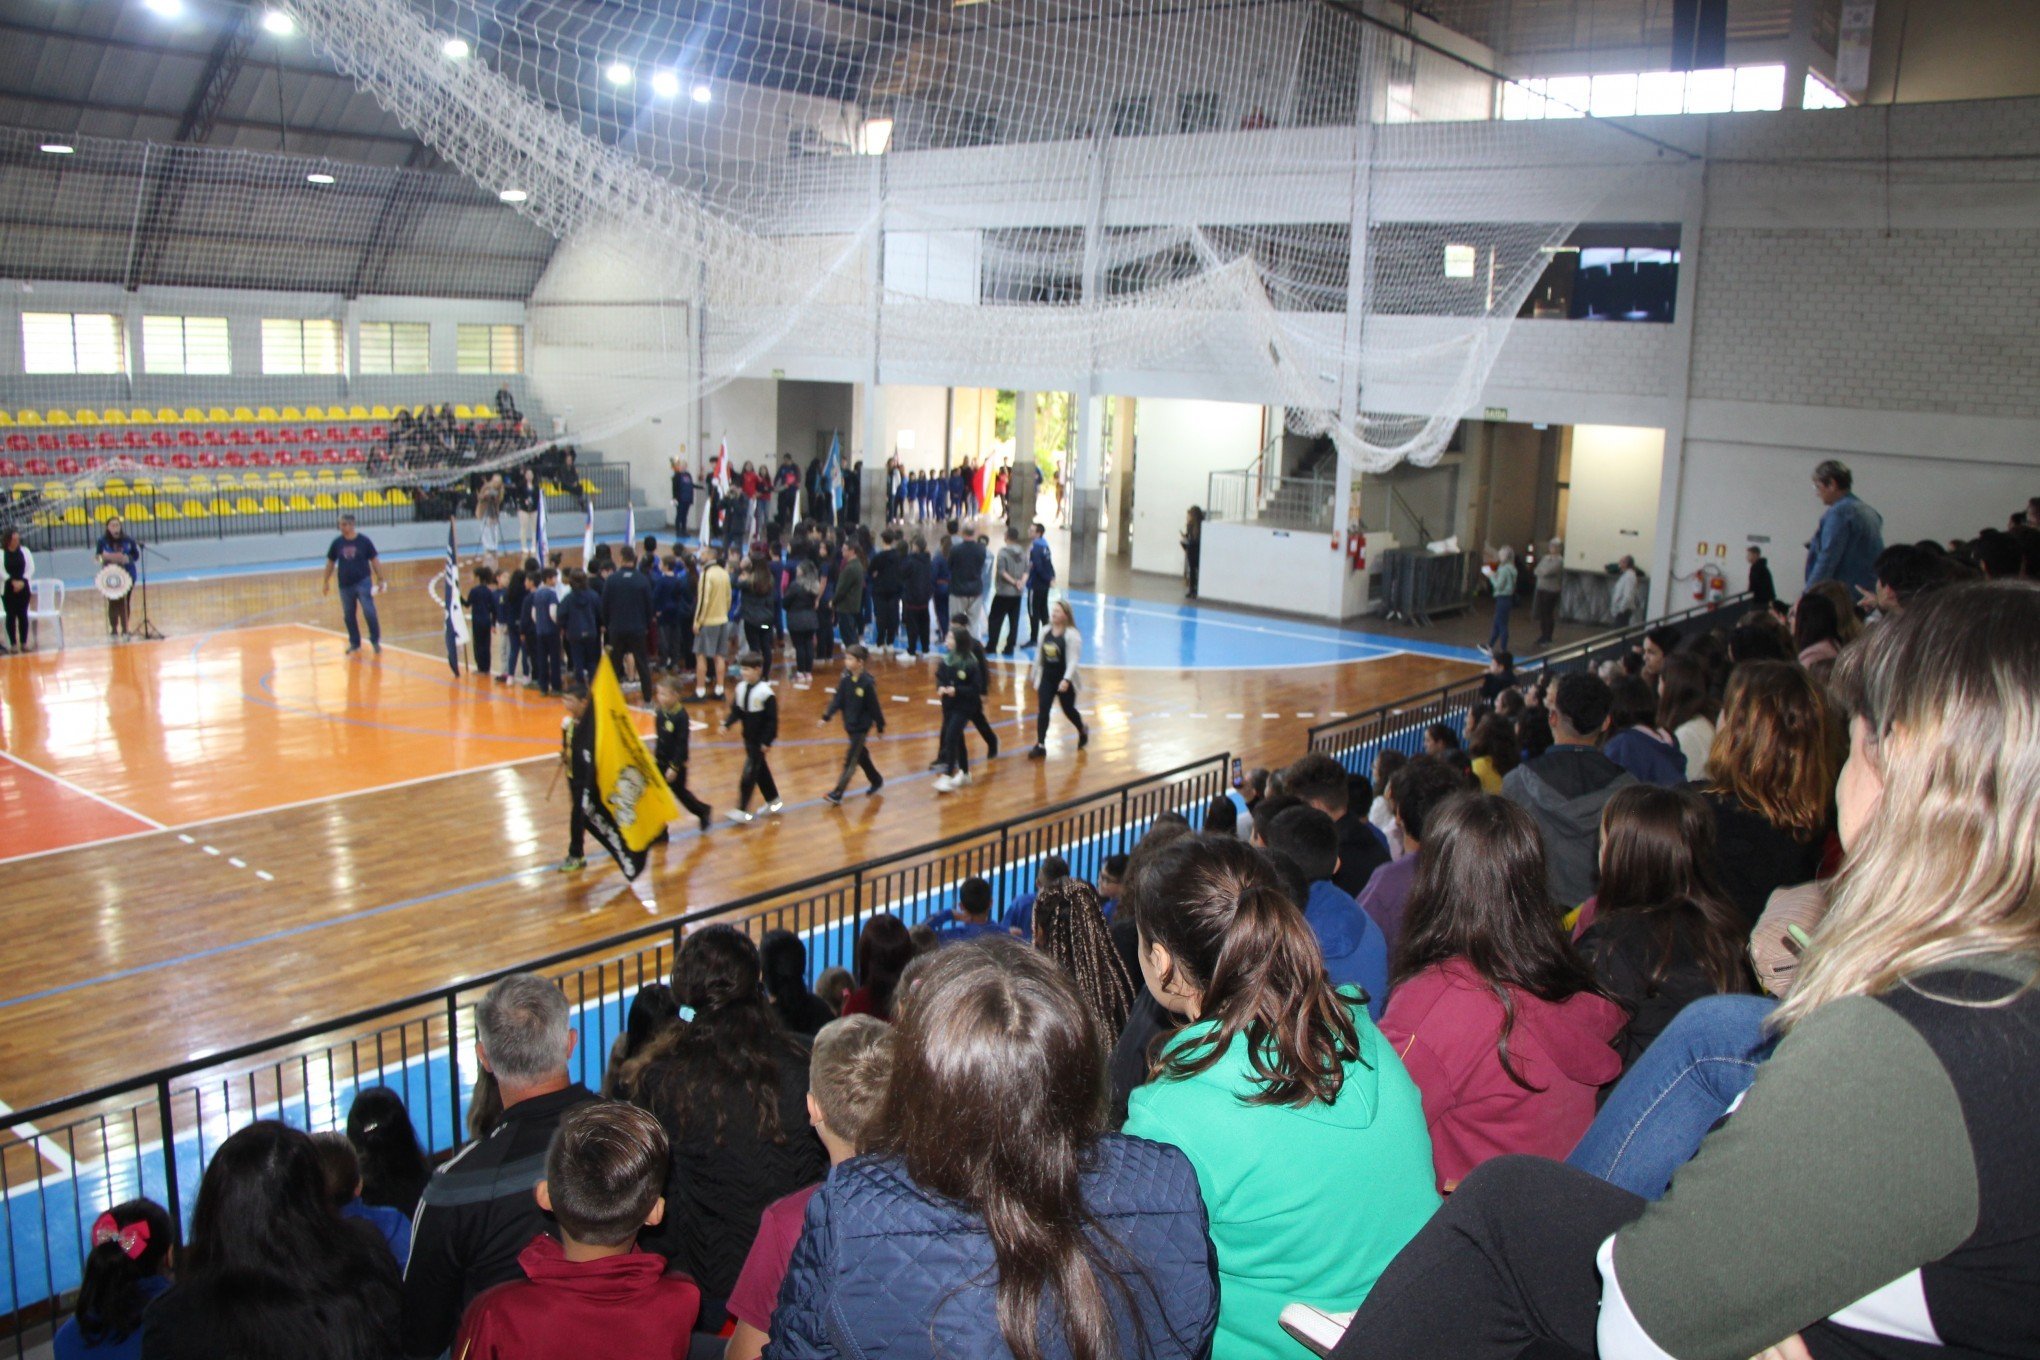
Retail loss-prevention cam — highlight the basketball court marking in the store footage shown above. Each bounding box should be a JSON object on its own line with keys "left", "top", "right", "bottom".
{"left": 0, "top": 749, "right": 165, "bottom": 831}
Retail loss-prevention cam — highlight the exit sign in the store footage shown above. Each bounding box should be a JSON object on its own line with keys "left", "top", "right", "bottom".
{"left": 1484, "top": 406, "right": 1508, "bottom": 422}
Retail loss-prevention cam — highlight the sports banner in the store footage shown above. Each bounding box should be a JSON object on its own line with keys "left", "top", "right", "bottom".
{"left": 582, "top": 656, "right": 680, "bottom": 879}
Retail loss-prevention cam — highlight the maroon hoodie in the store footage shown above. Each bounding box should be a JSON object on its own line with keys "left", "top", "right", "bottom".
{"left": 454, "top": 1233, "right": 701, "bottom": 1360}
{"left": 1379, "top": 958, "right": 1625, "bottom": 1190}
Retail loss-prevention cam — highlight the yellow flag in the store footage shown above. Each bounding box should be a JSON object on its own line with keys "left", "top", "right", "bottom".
{"left": 590, "top": 655, "right": 680, "bottom": 854}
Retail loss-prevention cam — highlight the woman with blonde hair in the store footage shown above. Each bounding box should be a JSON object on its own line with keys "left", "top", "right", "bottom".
{"left": 1026, "top": 598, "right": 1089, "bottom": 760}
{"left": 1700, "top": 660, "right": 1835, "bottom": 926}
{"left": 1325, "top": 580, "right": 2040, "bottom": 1360}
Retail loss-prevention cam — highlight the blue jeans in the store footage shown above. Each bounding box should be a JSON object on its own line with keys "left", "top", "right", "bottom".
{"left": 1489, "top": 595, "right": 1514, "bottom": 650}
{"left": 1566, "top": 994, "right": 1776, "bottom": 1199}
{"left": 339, "top": 580, "right": 381, "bottom": 649}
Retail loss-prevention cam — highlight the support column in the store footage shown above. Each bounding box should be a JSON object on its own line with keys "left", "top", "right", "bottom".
{"left": 1331, "top": 96, "right": 1377, "bottom": 622}
{"left": 860, "top": 385, "right": 886, "bottom": 526}
{"left": 1066, "top": 393, "right": 1105, "bottom": 588}
{"left": 1009, "top": 390, "right": 1038, "bottom": 533}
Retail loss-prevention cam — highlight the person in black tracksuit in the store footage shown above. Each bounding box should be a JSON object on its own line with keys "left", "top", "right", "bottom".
{"left": 867, "top": 529, "right": 903, "bottom": 654}
{"left": 652, "top": 673, "right": 714, "bottom": 832}
{"left": 722, "top": 654, "right": 781, "bottom": 822}
{"left": 900, "top": 538, "right": 934, "bottom": 657}
{"left": 465, "top": 565, "right": 498, "bottom": 678}
{"left": 817, "top": 645, "right": 886, "bottom": 804}
{"left": 933, "top": 621, "right": 984, "bottom": 792}
{"left": 602, "top": 547, "right": 657, "bottom": 702}
{"left": 559, "top": 687, "right": 595, "bottom": 871}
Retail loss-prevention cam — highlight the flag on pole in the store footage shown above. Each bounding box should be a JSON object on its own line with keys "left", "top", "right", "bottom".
{"left": 582, "top": 502, "right": 596, "bottom": 566}
{"left": 625, "top": 502, "right": 637, "bottom": 554}
{"left": 535, "top": 487, "right": 550, "bottom": 563}
{"left": 712, "top": 438, "right": 732, "bottom": 498}
{"left": 583, "top": 655, "right": 681, "bottom": 884}
{"left": 824, "top": 430, "right": 843, "bottom": 518}
{"left": 439, "top": 517, "right": 469, "bottom": 676}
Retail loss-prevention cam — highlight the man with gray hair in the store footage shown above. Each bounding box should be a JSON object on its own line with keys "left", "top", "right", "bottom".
{"left": 400, "top": 973, "right": 595, "bottom": 1359}
{"left": 1532, "top": 537, "right": 1565, "bottom": 648}
{"left": 1804, "top": 458, "right": 1885, "bottom": 596}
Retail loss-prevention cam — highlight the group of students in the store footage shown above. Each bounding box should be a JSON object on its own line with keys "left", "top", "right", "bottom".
{"left": 882, "top": 457, "right": 1006, "bottom": 525}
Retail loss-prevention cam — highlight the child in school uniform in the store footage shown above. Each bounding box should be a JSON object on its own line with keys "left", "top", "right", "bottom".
{"left": 558, "top": 684, "right": 594, "bottom": 871}
{"left": 453, "top": 1102, "right": 700, "bottom": 1360}
{"left": 817, "top": 645, "right": 886, "bottom": 806}
{"left": 466, "top": 565, "right": 499, "bottom": 680}
{"left": 560, "top": 569, "right": 603, "bottom": 685}
{"left": 651, "top": 673, "right": 713, "bottom": 833}
{"left": 529, "top": 568, "right": 562, "bottom": 697}
{"left": 723, "top": 653, "right": 782, "bottom": 823}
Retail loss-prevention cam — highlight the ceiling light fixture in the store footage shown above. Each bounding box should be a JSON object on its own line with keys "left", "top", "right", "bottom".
{"left": 306, "top": 172, "right": 336, "bottom": 184}
{"left": 441, "top": 37, "right": 470, "bottom": 59}
{"left": 650, "top": 70, "right": 680, "bottom": 98}
{"left": 260, "top": 9, "right": 295, "bottom": 35}
{"left": 498, "top": 188, "right": 528, "bottom": 203}
{"left": 40, "top": 142, "right": 75, "bottom": 155}
{"left": 690, "top": 82, "right": 713, "bottom": 104}
{"left": 606, "top": 61, "right": 634, "bottom": 86}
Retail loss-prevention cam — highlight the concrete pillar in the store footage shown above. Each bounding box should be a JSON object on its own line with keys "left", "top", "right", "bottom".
{"left": 1009, "top": 390, "right": 1038, "bottom": 533}
{"left": 1067, "top": 393, "right": 1105, "bottom": 587}
{"left": 859, "top": 383, "right": 885, "bottom": 526}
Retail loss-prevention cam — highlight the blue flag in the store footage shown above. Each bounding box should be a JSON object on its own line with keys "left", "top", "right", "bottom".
{"left": 441, "top": 517, "right": 468, "bottom": 676}
{"left": 825, "top": 430, "right": 843, "bottom": 517}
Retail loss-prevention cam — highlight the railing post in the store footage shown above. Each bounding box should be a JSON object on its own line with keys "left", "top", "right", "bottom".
{"left": 156, "top": 1078, "right": 182, "bottom": 1244}
{"left": 444, "top": 992, "right": 463, "bottom": 1151}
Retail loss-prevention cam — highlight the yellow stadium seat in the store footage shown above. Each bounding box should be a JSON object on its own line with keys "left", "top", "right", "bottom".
{"left": 103, "top": 478, "right": 129, "bottom": 495}
{"left": 284, "top": 493, "right": 310, "bottom": 511}
{"left": 160, "top": 475, "right": 184, "bottom": 490}
{"left": 338, "top": 491, "right": 361, "bottom": 509}
{"left": 181, "top": 408, "right": 204, "bottom": 423}
{"left": 123, "top": 503, "right": 151, "bottom": 522}
{"left": 18, "top": 411, "right": 43, "bottom": 426}
{"left": 340, "top": 469, "right": 361, "bottom": 482}
{"left": 155, "top": 503, "right": 181, "bottom": 521}
{"left": 188, "top": 474, "right": 213, "bottom": 490}
{"left": 350, "top": 405, "right": 371, "bottom": 419}
{"left": 363, "top": 490, "right": 387, "bottom": 508}
{"left": 233, "top": 407, "right": 255, "bottom": 422}
{"left": 102, "top": 408, "right": 128, "bottom": 424}
{"left": 129, "top": 408, "right": 154, "bottom": 423}
{"left": 46, "top": 410, "right": 72, "bottom": 426}
{"left": 313, "top": 492, "right": 337, "bottom": 511}
{"left": 62, "top": 507, "right": 88, "bottom": 526}
{"left": 368, "top": 405, "right": 391, "bottom": 419}
{"left": 76, "top": 409, "right": 100, "bottom": 426}
{"left": 266, "top": 495, "right": 290, "bottom": 513}
{"left": 237, "top": 495, "right": 261, "bottom": 514}
{"left": 290, "top": 469, "right": 313, "bottom": 484}
{"left": 477, "top": 404, "right": 497, "bottom": 419}
{"left": 315, "top": 468, "right": 336, "bottom": 483}
{"left": 130, "top": 480, "right": 154, "bottom": 494}
{"left": 580, "top": 479, "right": 598, "bottom": 496}
{"left": 0, "top": 411, "right": 12, "bottom": 427}
{"left": 255, "top": 407, "right": 278, "bottom": 421}
{"left": 304, "top": 405, "right": 328, "bottom": 420}
{"left": 454, "top": 404, "right": 475, "bottom": 419}
{"left": 209, "top": 496, "right": 234, "bottom": 516}
{"left": 11, "top": 481, "right": 34, "bottom": 497}
{"left": 207, "top": 407, "right": 229, "bottom": 423}
{"left": 266, "top": 470, "right": 288, "bottom": 483}
{"left": 155, "top": 408, "right": 178, "bottom": 423}
{"left": 280, "top": 407, "right": 303, "bottom": 421}
{"left": 388, "top": 488, "right": 412, "bottom": 506}
{"left": 182, "top": 498, "right": 209, "bottom": 518}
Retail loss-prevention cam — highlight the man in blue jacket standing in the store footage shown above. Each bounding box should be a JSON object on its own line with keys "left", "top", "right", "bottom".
{"left": 1023, "top": 521, "right": 1055, "bottom": 648}
{"left": 1804, "top": 459, "right": 1884, "bottom": 596}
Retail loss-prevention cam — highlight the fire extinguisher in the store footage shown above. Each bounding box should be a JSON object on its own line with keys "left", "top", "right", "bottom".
{"left": 1694, "top": 567, "right": 1727, "bottom": 605}
{"left": 1348, "top": 527, "right": 1367, "bottom": 572}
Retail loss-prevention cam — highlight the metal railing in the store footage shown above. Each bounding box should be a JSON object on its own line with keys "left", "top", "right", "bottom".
{"left": 0, "top": 752, "right": 1230, "bottom": 1353}
{"left": 1206, "top": 468, "right": 1337, "bottom": 531}
{"left": 1305, "top": 595, "right": 1754, "bottom": 773}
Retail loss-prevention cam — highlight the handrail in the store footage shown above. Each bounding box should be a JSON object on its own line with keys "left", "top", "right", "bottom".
{"left": 1306, "top": 594, "right": 1754, "bottom": 760}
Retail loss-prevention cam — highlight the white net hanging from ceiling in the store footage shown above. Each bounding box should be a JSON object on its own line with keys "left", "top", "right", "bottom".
{"left": 278, "top": 0, "right": 1667, "bottom": 473}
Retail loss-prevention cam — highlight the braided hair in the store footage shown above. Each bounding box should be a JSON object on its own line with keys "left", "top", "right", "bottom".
{"left": 1032, "top": 877, "right": 1136, "bottom": 1040}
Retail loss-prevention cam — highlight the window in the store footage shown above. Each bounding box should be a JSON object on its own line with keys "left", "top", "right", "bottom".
{"left": 1500, "top": 64, "right": 1787, "bottom": 120}
{"left": 456, "top": 323, "right": 523, "bottom": 374}
{"left": 22, "top": 312, "right": 125, "bottom": 375}
{"left": 142, "top": 315, "right": 231, "bottom": 375}
{"left": 261, "top": 318, "right": 344, "bottom": 375}
{"left": 1803, "top": 73, "right": 1849, "bottom": 109}
{"left": 358, "top": 321, "right": 431, "bottom": 375}
{"left": 1443, "top": 243, "right": 1478, "bottom": 279}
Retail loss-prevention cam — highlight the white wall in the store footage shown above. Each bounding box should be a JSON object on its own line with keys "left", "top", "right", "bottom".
{"left": 702, "top": 379, "right": 779, "bottom": 480}
{"left": 1565, "top": 424, "right": 1664, "bottom": 574}
{"left": 880, "top": 385, "right": 951, "bottom": 471}
{"left": 1130, "top": 398, "right": 1267, "bottom": 576}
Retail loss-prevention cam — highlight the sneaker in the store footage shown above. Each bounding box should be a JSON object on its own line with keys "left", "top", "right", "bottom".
{"left": 1078, "top": 727, "right": 1089, "bottom": 750}
{"left": 763, "top": 799, "right": 785, "bottom": 815}
{"left": 345, "top": 644, "right": 361, "bottom": 656}
{"left": 1277, "top": 1304, "right": 1352, "bottom": 1359}
{"left": 824, "top": 790, "right": 844, "bottom": 806}
{"left": 556, "top": 856, "right": 587, "bottom": 872}
{"left": 951, "top": 768, "right": 972, "bottom": 787}
{"left": 985, "top": 738, "right": 999, "bottom": 760}
{"left": 714, "top": 686, "right": 726, "bottom": 699}
{"left": 933, "top": 774, "right": 956, "bottom": 794}
{"left": 728, "top": 809, "right": 754, "bottom": 824}
{"left": 698, "top": 810, "right": 713, "bottom": 833}
{"left": 1028, "top": 745, "right": 1047, "bottom": 759}
{"left": 372, "top": 643, "right": 382, "bottom": 655}
{"left": 867, "top": 778, "right": 884, "bottom": 796}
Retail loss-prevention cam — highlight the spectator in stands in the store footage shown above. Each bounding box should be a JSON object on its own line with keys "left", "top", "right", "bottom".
{"left": 1486, "top": 545, "right": 1518, "bottom": 651}
{"left": 774, "top": 939, "right": 1218, "bottom": 1360}
{"left": 1728, "top": 614, "right": 1792, "bottom": 666}
{"left": 402, "top": 975, "right": 595, "bottom": 1359}
{"left": 345, "top": 1087, "right": 430, "bottom": 1220}
{"left": 311, "top": 1134, "right": 410, "bottom": 1268}
{"left": 1261, "top": 805, "right": 1390, "bottom": 1018}
{"left": 603, "top": 546, "right": 656, "bottom": 702}
{"left": 1203, "top": 793, "right": 1239, "bottom": 836}
{"left": 758, "top": 930, "right": 835, "bottom": 1037}
{"left": 1283, "top": 751, "right": 1391, "bottom": 898}
{"left": 1532, "top": 537, "right": 1564, "bottom": 647}
{"left": 814, "top": 967, "right": 852, "bottom": 1015}
{"left": 1804, "top": 458, "right": 1885, "bottom": 596}
{"left": 1422, "top": 723, "right": 1460, "bottom": 758}
{"left": 1792, "top": 588, "right": 1845, "bottom": 681}
{"left": 55, "top": 1198, "right": 171, "bottom": 1360}
{"left": 1369, "top": 749, "right": 1409, "bottom": 857}
{"left": 1124, "top": 834, "right": 1437, "bottom": 1358}
{"left": 937, "top": 877, "right": 1005, "bottom": 945}
{"left": 723, "top": 1017, "right": 894, "bottom": 1360}
{"left": 839, "top": 913, "right": 915, "bottom": 1020}
{"left": 1380, "top": 794, "right": 1624, "bottom": 1191}
{"left": 1609, "top": 555, "right": 1643, "bottom": 627}
{"left": 602, "top": 984, "right": 679, "bottom": 1098}
{"left": 1638, "top": 626, "right": 1680, "bottom": 688}
{"left": 1745, "top": 544, "right": 1775, "bottom": 608}
{"left": 148, "top": 1121, "right": 402, "bottom": 1360}
{"left": 453, "top": 1102, "right": 699, "bottom": 1360}
{"left": 1698, "top": 660, "right": 1835, "bottom": 928}
{"left": 1573, "top": 786, "right": 1752, "bottom": 1074}
{"left": 627, "top": 927, "right": 824, "bottom": 1330}
{"left": 1602, "top": 676, "right": 1687, "bottom": 788}
{"left": 1106, "top": 821, "right": 1199, "bottom": 1125}
{"left": 1003, "top": 854, "right": 1069, "bottom": 939}
{"left": 1359, "top": 757, "right": 1469, "bottom": 959}
{"left": 1033, "top": 876, "right": 1136, "bottom": 1040}
{"left": 1329, "top": 579, "right": 2040, "bottom": 1360}
{"left": 1501, "top": 672, "right": 1635, "bottom": 909}
{"left": 1657, "top": 653, "right": 1717, "bottom": 781}
{"left": 1467, "top": 715, "right": 1518, "bottom": 793}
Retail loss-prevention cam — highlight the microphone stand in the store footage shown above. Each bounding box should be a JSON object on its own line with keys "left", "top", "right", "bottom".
{"left": 133, "top": 542, "right": 166, "bottom": 641}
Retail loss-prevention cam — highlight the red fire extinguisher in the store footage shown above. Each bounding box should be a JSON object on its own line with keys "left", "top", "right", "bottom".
{"left": 1693, "top": 566, "right": 1726, "bottom": 606}
{"left": 1349, "top": 528, "right": 1367, "bottom": 572}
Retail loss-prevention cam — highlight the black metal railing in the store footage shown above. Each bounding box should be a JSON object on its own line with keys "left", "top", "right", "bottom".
{"left": 0, "top": 752, "right": 1229, "bottom": 1353}
{"left": 1305, "top": 595, "right": 1754, "bottom": 772}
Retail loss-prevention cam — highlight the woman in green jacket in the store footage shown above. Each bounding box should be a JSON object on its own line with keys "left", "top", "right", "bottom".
{"left": 1122, "top": 834, "right": 1440, "bottom": 1360}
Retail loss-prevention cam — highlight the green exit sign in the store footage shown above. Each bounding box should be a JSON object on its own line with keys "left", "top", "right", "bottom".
{"left": 1484, "top": 406, "right": 1508, "bottom": 422}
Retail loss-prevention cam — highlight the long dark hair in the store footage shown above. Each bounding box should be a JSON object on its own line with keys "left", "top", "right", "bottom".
{"left": 1468, "top": 715, "right": 1520, "bottom": 777}
{"left": 1655, "top": 653, "right": 1716, "bottom": 732}
{"left": 1393, "top": 793, "right": 1605, "bottom": 1090}
{"left": 760, "top": 928, "right": 823, "bottom": 1023}
{"left": 74, "top": 1198, "right": 172, "bottom": 1345}
{"left": 1033, "top": 878, "right": 1136, "bottom": 1039}
{"left": 852, "top": 913, "right": 917, "bottom": 1020}
{"left": 621, "top": 983, "right": 679, "bottom": 1062}
{"left": 631, "top": 926, "right": 791, "bottom": 1145}
{"left": 344, "top": 1086, "right": 429, "bottom": 1213}
{"left": 182, "top": 1121, "right": 400, "bottom": 1359}
{"left": 1595, "top": 786, "right": 1752, "bottom": 997}
{"left": 872, "top": 940, "right": 1149, "bottom": 1360}
{"left": 1130, "top": 834, "right": 1363, "bottom": 1108}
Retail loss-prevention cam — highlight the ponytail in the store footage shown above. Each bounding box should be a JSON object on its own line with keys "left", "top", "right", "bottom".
{"left": 1132, "top": 835, "right": 1364, "bottom": 1108}
{"left": 75, "top": 1199, "right": 172, "bottom": 1345}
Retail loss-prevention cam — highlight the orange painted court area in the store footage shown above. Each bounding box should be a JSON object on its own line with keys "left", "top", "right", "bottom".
{"left": 0, "top": 624, "right": 566, "bottom": 856}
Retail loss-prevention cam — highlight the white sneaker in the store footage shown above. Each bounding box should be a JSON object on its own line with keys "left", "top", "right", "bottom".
{"left": 1278, "top": 1304, "right": 1352, "bottom": 1359}
{"left": 933, "top": 774, "right": 956, "bottom": 794}
{"left": 951, "top": 768, "right": 972, "bottom": 787}
{"left": 895, "top": 647, "right": 909, "bottom": 660}
{"left": 763, "top": 799, "right": 785, "bottom": 815}
{"left": 728, "top": 809, "right": 755, "bottom": 824}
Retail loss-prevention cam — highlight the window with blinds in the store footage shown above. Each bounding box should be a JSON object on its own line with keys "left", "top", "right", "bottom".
{"left": 142, "top": 315, "right": 232, "bottom": 375}
{"left": 456, "top": 323, "right": 524, "bottom": 374}
{"left": 22, "top": 312, "right": 126, "bottom": 375}
{"left": 358, "top": 321, "right": 432, "bottom": 375}
{"left": 261, "top": 318, "right": 345, "bottom": 375}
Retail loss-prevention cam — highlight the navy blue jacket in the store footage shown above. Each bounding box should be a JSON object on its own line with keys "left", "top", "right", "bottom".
{"left": 765, "top": 1134, "right": 1217, "bottom": 1360}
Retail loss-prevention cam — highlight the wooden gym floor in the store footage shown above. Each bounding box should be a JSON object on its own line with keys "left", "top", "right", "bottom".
{"left": 0, "top": 553, "right": 1477, "bottom": 1112}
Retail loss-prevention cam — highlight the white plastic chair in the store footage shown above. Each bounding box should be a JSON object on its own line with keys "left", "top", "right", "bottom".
{"left": 27, "top": 578, "right": 63, "bottom": 650}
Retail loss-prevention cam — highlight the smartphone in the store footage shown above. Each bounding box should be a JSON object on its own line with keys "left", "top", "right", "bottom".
{"left": 1230, "top": 757, "right": 1244, "bottom": 788}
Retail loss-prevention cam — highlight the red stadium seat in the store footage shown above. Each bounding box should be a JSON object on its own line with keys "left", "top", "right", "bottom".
{"left": 344, "top": 447, "right": 366, "bottom": 463}
{"left": 225, "top": 428, "right": 248, "bottom": 445}
{"left": 124, "top": 431, "right": 147, "bottom": 449}
{"left": 251, "top": 428, "right": 273, "bottom": 445}
{"left": 65, "top": 432, "right": 89, "bottom": 451}
{"left": 24, "top": 458, "right": 53, "bottom": 475}
{"left": 4, "top": 436, "right": 29, "bottom": 454}
{"left": 177, "top": 429, "right": 199, "bottom": 447}
{"left": 326, "top": 426, "right": 345, "bottom": 443}
{"left": 172, "top": 453, "right": 195, "bottom": 470}
{"left": 56, "top": 456, "right": 81, "bottom": 474}
{"left": 202, "top": 428, "right": 224, "bottom": 447}
{"left": 98, "top": 431, "right": 121, "bottom": 450}
{"left": 143, "top": 454, "right": 166, "bottom": 469}
{"left": 36, "top": 434, "right": 59, "bottom": 453}
{"left": 84, "top": 456, "right": 106, "bottom": 471}
{"left": 319, "top": 448, "right": 343, "bottom": 465}
{"left": 272, "top": 449, "right": 296, "bottom": 467}
{"left": 196, "top": 451, "right": 221, "bottom": 469}
{"left": 277, "top": 427, "right": 298, "bottom": 444}
{"left": 247, "top": 450, "right": 272, "bottom": 468}
{"left": 348, "top": 425, "right": 368, "bottom": 441}
{"left": 149, "top": 430, "right": 173, "bottom": 448}
{"left": 223, "top": 451, "right": 246, "bottom": 468}
{"left": 0, "top": 458, "right": 18, "bottom": 476}
{"left": 369, "top": 425, "right": 386, "bottom": 440}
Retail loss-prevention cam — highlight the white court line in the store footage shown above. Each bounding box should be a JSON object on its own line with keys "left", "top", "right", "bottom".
{"left": 0, "top": 749, "right": 166, "bottom": 831}
{"left": 0, "top": 1094, "right": 78, "bottom": 1177}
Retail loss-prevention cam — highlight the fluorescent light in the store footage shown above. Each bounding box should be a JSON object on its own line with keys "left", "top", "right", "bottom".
{"left": 498, "top": 188, "right": 528, "bottom": 203}
{"left": 143, "top": 0, "right": 184, "bottom": 17}
{"left": 39, "top": 142, "right": 75, "bottom": 155}
{"left": 859, "top": 116, "right": 893, "bottom": 155}
{"left": 690, "top": 82, "right": 713, "bottom": 104}
{"left": 606, "top": 62, "right": 634, "bottom": 86}
{"left": 650, "top": 70, "right": 680, "bottom": 98}
{"left": 441, "top": 37, "right": 469, "bottom": 59}
{"left": 306, "top": 172, "right": 335, "bottom": 184}
{"left": 260, "top": 9, "right": 295, "bottom": 35}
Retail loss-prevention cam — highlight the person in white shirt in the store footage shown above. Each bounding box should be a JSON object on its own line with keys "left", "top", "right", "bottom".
{"left": 1609, "top": 555, "right": 1642, "bottom": 628}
